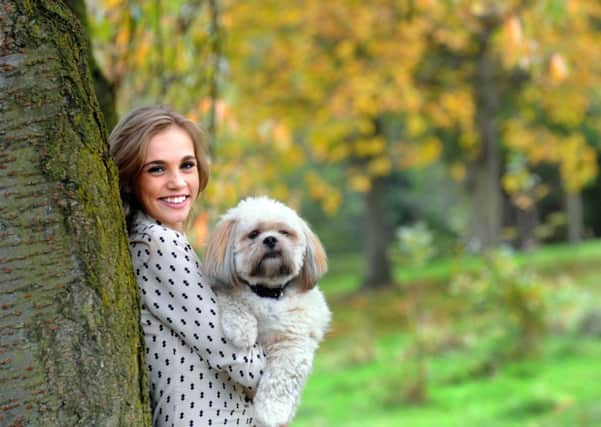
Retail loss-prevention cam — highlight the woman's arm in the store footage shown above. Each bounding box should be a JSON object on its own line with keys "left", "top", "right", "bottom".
{"left": 130, "top": 224, "right": 265, "bottom": 389}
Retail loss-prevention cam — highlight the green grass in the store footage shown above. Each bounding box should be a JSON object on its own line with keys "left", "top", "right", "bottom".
{"left": 297, "top": 240, "right": 601, "bottom": 427}
{"left": 322, "top": 239, "right": 601, "bottom": 296}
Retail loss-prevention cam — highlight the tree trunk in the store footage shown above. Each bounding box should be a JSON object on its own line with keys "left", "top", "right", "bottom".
{"left": 565, "top": 190, "right": 583, "bottom": 244}
{"left": 515, "top": 204, "right": 539, "bottom": 250}
{"left": 361, "top": 176, "right": 393, "bottom": 289}
{"left": 468, "top": 26, "right": 503, "bottom": 251}
{"left": 64, "top": 0, "right": 118, "bottom": 130}
{"left": 0, "top": 2, "right": 150, "bottom": 426}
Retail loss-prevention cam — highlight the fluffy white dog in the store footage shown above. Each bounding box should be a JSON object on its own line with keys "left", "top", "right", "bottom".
{"left": 203, "top": 196, "right": 331, "bottom": 427}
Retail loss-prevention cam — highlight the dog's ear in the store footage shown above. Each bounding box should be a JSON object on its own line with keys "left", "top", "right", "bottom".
{"left": 203, "top": 218, "right": 240, "bottom": 289}
{"left": 298, "top": 223, "right": 328, "bottom": 291}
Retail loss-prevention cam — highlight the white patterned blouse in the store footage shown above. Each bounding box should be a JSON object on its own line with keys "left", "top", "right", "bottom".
{"left": 128, "top": 212, "right": 265, "bottom": 427}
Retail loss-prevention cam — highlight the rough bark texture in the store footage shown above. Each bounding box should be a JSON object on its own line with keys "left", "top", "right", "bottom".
{"left": 467, "top": 23, "right": 503, "bottom": 250}
{"left": 0, "top": 1, "right": 150, "bottom": 426}
{"left": 361, "top": 176, "right": 393, "bottom": 289}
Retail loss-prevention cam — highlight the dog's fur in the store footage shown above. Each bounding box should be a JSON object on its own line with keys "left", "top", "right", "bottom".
{"left": 203, "top": 197, "right": 331, "bottom": 427}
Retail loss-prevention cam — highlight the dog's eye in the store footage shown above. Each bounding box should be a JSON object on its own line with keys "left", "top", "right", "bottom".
{"left": 248, "top": 230, "right": 260, "bottom": 239}
{"left": 279, "top": 230, "right": 290, "bottom": 236}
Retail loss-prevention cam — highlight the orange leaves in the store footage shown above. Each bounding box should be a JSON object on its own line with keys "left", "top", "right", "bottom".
{"left": 549, "top": 53, "right": 569, "bottom": 84}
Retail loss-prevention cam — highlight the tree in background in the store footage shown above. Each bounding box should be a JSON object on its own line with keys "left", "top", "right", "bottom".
{"left": 86, "top": 1, "right": 601, "bottom": 288}
{"left": 66, "top": 0, "right": 118, "bottom": 129}
{"left": 0, "top": 1, "right": 149, "bottom": 424}
{"left": 224, "top": 0, "right": 442, "bottom": 288}
{"left": 500, "top": 1, "right": 601, "bottom": 244}
{"left": 419, "top": 0, "right": 600, "bottom": 248}
{"left": 87, "top": 0, "right": 221, "bottom": 132}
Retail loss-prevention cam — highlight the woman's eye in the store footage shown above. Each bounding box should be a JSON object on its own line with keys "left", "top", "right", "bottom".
{"left": 248, "top": 230, "right": 260, "bottom": 239}
{"left": 181, "top": 161, "right": 196, "bottom": 170}
{"left": 147, "top": 166, "right": 164, "bottom": 174}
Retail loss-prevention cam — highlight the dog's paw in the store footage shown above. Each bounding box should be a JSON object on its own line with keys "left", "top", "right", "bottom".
{"left": 254, "top": 397, "right": 293, "bottom": 427}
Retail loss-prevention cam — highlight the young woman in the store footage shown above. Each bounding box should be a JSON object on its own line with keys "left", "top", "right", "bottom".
{"left": 109, "top": 105, "right": 265, "bottom": 426}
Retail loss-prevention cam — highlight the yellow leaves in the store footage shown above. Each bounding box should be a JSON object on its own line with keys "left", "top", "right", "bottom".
{"left": 272, "top": 122, "right": 293, "bottom": 152}
{"left": 115, "top": 27, "right": 130, "bottom": 50}
{"left": 367, "top": 157, "right": 391, "bottom": 176}
{"left": 101, "top": 0, "right": 123, "bottom": 8}
{"left": 134, "top": 36, "right": 151, "bottom": 67}
{"left": 502, "top": 170, "right": 533, "bottom": 195}
{"left": 305, "top": 172, "right": 342, "bottom": 215}
{"left": 426, "top": 90, "right": 475, "bottom": 132}
{"left": 503, "top": 119, "right": 575, "bottom": 165}
{"left": 559, "top": 134, "right": 597, "bottom": 193}
{"left": 503, "top": 120, "right": 597, "bottom": 193}
{"left": 543, "top": 90, "right": 588, "bottom": 128}
{"left": 353, "top": 137, "right": 386, "bottom": 158}
{"left": 398, "top": 137, "right": 442, "bottom": 169}
{"left": 440, "top": 90, "right": 474, "bottom": 130}
{"left": 450, "top": 162, "right": 467, "bottom": 182}
{"left": 335, "top": 40, "right": 355, "bottom": 60}
{"left": 349, "top": 174, "right": 371, "bottom": 193}
{"left": 406, "top": 115, "right": 427, "bottom": 138}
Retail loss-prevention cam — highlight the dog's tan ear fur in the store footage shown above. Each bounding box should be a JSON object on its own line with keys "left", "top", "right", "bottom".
{"left": 203, "top": 219, "right": 240, "bottom": 289}
{"left": 298, "top": 223, "right": 328, "bottom": 291}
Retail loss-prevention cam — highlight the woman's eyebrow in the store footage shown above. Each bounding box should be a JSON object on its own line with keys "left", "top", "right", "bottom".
{"left": 142, "top": 159, "right": 166, "bottom": 168}
{"left": 142, "top": 155, "right": 196, "bottom": 168}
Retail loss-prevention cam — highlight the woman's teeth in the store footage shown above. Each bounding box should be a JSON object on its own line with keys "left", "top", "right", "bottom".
{"left": 162, "top": 196, "right": 187, "bottom": 204}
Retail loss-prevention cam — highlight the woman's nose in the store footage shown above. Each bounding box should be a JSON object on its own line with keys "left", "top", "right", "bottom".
{"left": 167, "top": 171, "right": 186, "bottom": 188}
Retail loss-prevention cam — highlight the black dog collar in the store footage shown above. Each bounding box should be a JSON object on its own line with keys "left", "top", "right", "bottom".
{"left": 240, "top": 278, "right": 291, "bottom": 300}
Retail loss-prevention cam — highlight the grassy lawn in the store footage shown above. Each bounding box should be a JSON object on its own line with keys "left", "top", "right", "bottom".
{"left": 292, "top": 240, "right": 601, "bottom": 427}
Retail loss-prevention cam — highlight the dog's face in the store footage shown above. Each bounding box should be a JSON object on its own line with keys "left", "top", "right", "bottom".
{"left": 233, "top": 215, "right": 306, "bottom": 286}
{"left": 204, "top": 197, "right": 327, "bottom": 291}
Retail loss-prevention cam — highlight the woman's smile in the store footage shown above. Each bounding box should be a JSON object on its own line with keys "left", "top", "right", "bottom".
{"left": 159, "top": 194, "right": 190, "bottom": 206}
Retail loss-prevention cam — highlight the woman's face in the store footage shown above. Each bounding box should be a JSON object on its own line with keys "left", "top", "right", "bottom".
{"left": 135, "top": 125, "right": 199, "bottom": 231}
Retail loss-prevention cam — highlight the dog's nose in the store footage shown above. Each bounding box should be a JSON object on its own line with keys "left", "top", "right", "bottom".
{"left": 263, "top": 236, "right": 277, "bottom": 249}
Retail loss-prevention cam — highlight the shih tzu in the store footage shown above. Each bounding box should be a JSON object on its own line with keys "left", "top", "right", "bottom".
{"left": 203, "top": 196, "right": 331, "bottom": 427}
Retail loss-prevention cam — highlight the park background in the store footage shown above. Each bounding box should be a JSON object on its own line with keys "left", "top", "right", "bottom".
{"left": 87, "top": 1, "right": 600, "bottom": 426}
{"left": 1, "top": 1, "right": 600, "bottom": 426}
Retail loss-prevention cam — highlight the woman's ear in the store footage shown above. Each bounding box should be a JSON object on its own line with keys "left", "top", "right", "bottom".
{"left": 203, "top": 219, "right": 239, "bottom": 289}
{"left": 298, "top": 223, "right": 328, "bottom": 291}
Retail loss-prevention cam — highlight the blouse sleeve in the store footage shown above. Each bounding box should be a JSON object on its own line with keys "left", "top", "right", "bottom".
{"left": 129, "top": 224, "right": 265, "bottom": 390}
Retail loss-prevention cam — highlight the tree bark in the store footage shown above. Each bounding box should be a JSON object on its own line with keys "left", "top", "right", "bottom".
{"left": 361, "top": 176, "right": 393, "bottom": 289}
{"left": 467, "top": 25, "right": 503, "bottom": 250}
{"left": 565, "top": 190, "right": 583, "bottom": 244}
{"left": 0, "top": 2, "right": 149, "bottom": 426}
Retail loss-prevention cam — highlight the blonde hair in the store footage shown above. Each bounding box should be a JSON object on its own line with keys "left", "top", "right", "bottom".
{"left": 109, "top": 105, "right": 210, "bottom": 228}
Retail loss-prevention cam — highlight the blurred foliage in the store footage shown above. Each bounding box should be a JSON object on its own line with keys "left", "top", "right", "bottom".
{"left": 300, "top": 241, "right": 601, "bottom": 426}
{"left": 394, "top": 221, "right": 437, "bottom": 267}
{"left": 87, "top": 0, "right": 601, "bottom": 257}
{"left": 450, "top": 247, "right": 549, "bottom": 359}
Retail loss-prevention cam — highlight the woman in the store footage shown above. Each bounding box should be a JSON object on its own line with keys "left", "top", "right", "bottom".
{"left": 109, "top": 105, "right": 265, "bottom": 426}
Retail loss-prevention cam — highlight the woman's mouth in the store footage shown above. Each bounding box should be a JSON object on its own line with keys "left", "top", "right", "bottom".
{"left": 159, "top": 195, "right": 189, "bottom": 207}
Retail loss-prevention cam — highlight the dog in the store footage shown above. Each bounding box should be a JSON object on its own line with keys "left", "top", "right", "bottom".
{"left": 203, "top": 196, "right": 331, "bottom": 427}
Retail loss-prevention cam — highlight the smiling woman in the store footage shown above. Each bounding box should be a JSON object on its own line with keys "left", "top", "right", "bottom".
{"left": 108, "top": 105, "right": 209, "bottom": 231}
{"left": 108, "top": 105, "right": 268, "bottom": 427}
{"left": 135, "top": 126, "right": 200, "bottom": 231}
